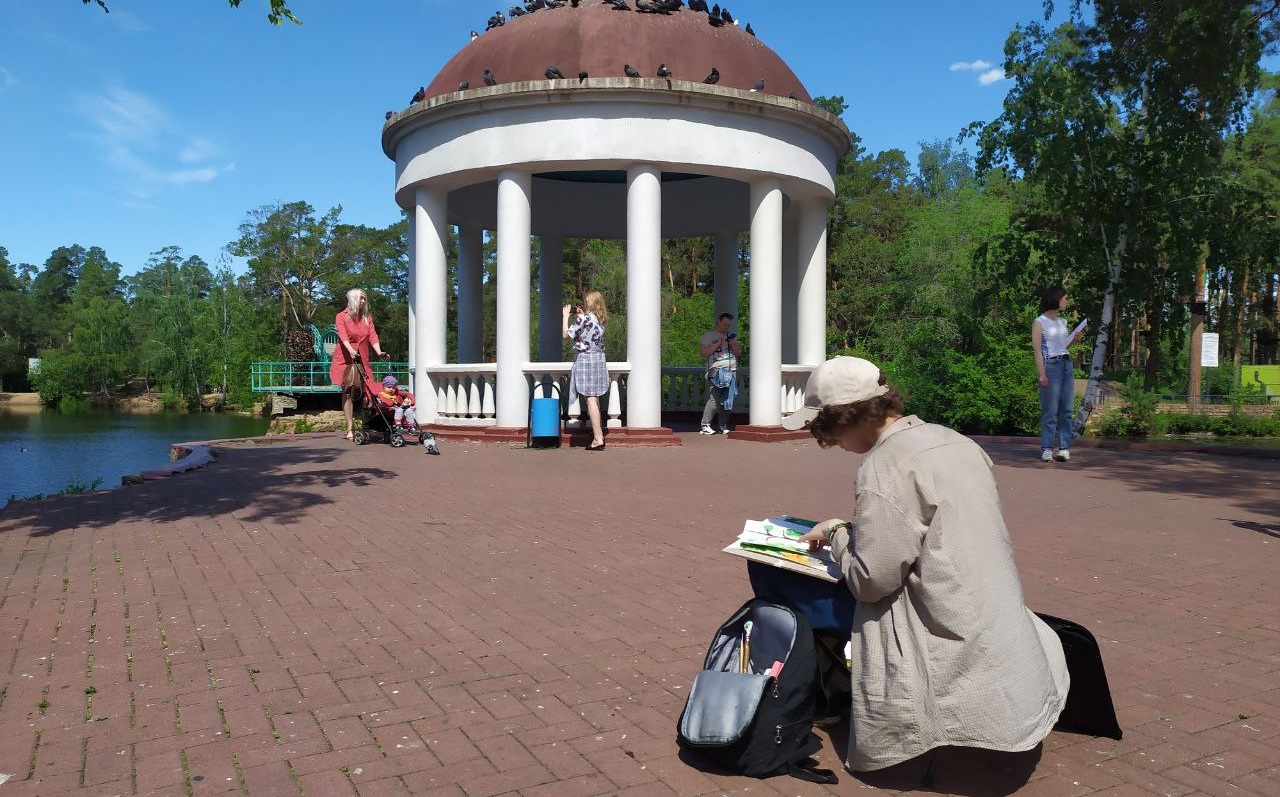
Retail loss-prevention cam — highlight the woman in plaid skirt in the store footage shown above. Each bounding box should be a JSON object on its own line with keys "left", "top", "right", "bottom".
{"left": 562, "top": 291, "right": 609, "bottom": 451}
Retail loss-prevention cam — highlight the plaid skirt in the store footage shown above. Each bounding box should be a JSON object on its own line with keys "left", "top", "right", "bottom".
{"left": 569, "top": 350, "right": 608, "bottom": 403}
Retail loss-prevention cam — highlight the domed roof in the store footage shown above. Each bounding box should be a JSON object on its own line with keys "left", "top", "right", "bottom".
{"left": 425, "top": 3, "right": 811, "bottom": 103}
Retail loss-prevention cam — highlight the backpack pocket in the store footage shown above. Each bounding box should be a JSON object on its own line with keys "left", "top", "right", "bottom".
{"left": 679, "top": 671, "right": 771, "bottom": 746}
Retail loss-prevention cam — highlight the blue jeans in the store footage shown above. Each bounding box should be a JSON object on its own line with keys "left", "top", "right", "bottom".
{"left": 1040, "top": 357, "right": 1074, "bottom": 450}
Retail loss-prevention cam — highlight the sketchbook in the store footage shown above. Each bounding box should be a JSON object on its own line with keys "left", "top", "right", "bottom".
{"left": 721, "top": 517, "right": 843, "bottom": 583}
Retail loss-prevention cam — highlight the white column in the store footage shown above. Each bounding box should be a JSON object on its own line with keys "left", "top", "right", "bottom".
{"left": 781, "top": 203, "right": 800, "bottom": 364}
{"left": 538, "top": 235, "right": 563, "bottom": 362}
{"left": 406, "top": 212, "right": 417, "bottom": 387}
{"left": 413, "top": 187, "right": 448, "bottom": 423}
{"left": 627, "top": 164, "right": 662, "bottom": 428}
{"left": 749, "top": 178, "right": 783, "bottom": 426}
{"left": 713, "top": 231, "right": 738, "bottom": 320}
{"left": 495, "top": 170, "right": 532, "bottom": 427}
{"left": 797, "top": 199, "right": 830, "bottom": 366}
{"left": 457, "top": 222, "right": 484, "bottom": 363}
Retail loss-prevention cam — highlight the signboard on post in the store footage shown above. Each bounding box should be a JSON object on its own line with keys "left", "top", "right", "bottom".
{"left": 1201, "top": 333, "right": 1219, "bottom": 368}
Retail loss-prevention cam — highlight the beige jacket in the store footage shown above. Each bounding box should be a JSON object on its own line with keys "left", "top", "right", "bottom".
{"left": 828, "top": 416, "right": 1069, "bottom": 772}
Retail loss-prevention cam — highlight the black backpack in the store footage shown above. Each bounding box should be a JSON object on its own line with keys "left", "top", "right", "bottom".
{"left": 677, "top": 599, "right": 838, "bottom": 784}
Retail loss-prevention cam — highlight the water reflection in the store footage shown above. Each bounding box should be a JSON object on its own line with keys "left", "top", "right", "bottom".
{"left": 0, "top": 408, "right": 269, "bottom": 505}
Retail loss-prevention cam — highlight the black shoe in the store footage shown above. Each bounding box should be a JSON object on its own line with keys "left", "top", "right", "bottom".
{"left": 585, "top": 441, "right": 606, "bottom": 451}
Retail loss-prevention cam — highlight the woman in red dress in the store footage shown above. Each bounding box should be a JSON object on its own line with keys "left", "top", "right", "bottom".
{"left": 330, "top": 288, "right": 387, "bottom": 440}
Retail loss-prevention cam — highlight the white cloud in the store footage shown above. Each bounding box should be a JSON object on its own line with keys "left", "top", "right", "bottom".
{"left": 949, "top": 59, "right": 992, "bottom": 72}
{"left": 0, "top": 68, "right": 18, "bottom": 90}
{"left": 75, "top": 85, "right": 232, "bottom": 197}
{"left": 978, "top": 68, "right": 1007, "bottom": 85}
{"left": 179, "top": 136, "right": 221, "bottom": 163}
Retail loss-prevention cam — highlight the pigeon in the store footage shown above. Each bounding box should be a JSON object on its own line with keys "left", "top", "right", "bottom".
{"left": 571, "top": 0, "right": 581, "bottom": 6}
{"left": 483, "top": 69, "right": 498, "bottom": 86}
{"left": 720, "top": 6, "right": 733, "bottom": 24}
{"left": 689, "top": 0, "right": 707, "bottom": 11}
{"left": 624, "top": 64, "right": 641, "bottom": 78}
{"left": 544, "top": 0, "right": 565, "bottom": 7}
{"left": 458, "top": 80, "right": 470, "bottom": 90}
{"left": 708, "top": 12, "right": 725, "bottom": 27}
{"left": 470, "top": 30, "right": 480, "bottom": 41}
{"left": 385, "top": 110, "right": 394, "bottom": 120}
{"left": 703, "top": 67, "right": 720, "bottom": 84}
{"left": 656, "top": 63, "right": 672, "bottom": 78}
{"left": 578, "top": 70, "right": 589, "bottom": 80}
{"left": 509, "top": 6, "right": 525, "bottom": 16}
{"left": 787, "top": 91, "right": 797, "bottom": 100}
{"left": 545, "top": 65, "right": 565, "bottom": 79}
{"left": 605, "top": 0, "right": 630, "bottom": 10}
{"left": 411, "top": 86, "right": 425, "bottom": 104}
{"left": 748, "top": 78, "right": 764, "bottom": 92}
{"left": 744, "top": 22, "right": 754, "bottom": 36}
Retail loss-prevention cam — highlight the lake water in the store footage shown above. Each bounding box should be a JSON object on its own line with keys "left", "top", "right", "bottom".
{"left": 0, "top": 409, "right": 270, "bottom": 506}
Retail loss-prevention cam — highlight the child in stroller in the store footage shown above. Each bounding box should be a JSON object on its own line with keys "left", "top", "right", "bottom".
{"left": 352, "top": 370, "right": 437, "bottom": 452}
{"left": 377, "top": 375, "right": 419, "bottom": 433}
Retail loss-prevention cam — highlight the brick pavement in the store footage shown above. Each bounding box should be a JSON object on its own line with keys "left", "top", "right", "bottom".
{"left": 1, "top": 433, "right": 1277, "bottom": 796}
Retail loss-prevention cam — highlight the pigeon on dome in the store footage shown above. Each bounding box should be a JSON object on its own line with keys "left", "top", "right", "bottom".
{"left": 545, "top": 65, "right": 565, "bottom": 79}
{"left": 703, "top": 67, "right": 720, "bottom": 84}
{"left": 748, "top": 77, "right": 765, "bottom": 92}
{"left": 745, "top": 22, "right": 754, "bottom": 36}
{"left": 385, "top": 111, "right": 394, "bottom": 120}
{"left": 458, "top": 80, "right": 470, "bottom": 91}
{"left": 578, "top": 70, "right": 589, "bottom": 80}
{"left": 483, "top": 69, "right": 498, "bottom": 86}
{"left": 509, "top": 6, "right": 525, "bottom": 17}
{"left": 410, "top": 86, "right": 425, "bottom": 104}
{"left": 623, "top": 64, "right": 642, "bottom": 78}
{"left": 656, "top": 63, "right": 672, "bottom": 79}
{"left": 470, "top": 30, "right": 479, "bottom": 41}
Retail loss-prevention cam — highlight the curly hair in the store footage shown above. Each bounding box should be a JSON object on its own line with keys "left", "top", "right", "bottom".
{"left": 807, "top": 376, "right": 905, "bottom": 448}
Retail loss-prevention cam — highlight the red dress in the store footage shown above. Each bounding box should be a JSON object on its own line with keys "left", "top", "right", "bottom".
{"left": 329, "top": 311, "right": 380, "bottom": 389}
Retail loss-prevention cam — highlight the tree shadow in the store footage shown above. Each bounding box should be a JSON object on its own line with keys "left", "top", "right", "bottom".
{"left": 0, "top": 442, "right": 394, "bottom": 537}
{"left": 1224, "top": 519, "right": 1280, "bottom": 538}
{"left": 982, "top": 440, "right": 1280, "bottom": 521}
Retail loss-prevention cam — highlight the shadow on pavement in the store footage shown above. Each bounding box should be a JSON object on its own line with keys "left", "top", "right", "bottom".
{"left": 848, "top": 745, "right": 1041, "bottom": 796}
{"left": 983, "top": 440, "right": 1280, "bottom": 520}
{"left": 0, "top": 443, "right": 393, "bottom": 537}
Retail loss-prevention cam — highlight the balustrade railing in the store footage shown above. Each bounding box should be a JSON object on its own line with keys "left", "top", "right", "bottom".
{"left": 408, "top": 362, "right": 817, "bottom": 427}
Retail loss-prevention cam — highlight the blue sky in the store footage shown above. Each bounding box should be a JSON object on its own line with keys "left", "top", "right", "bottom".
{"left": 0, "top": 0, "right": 1064, "bottom": 276}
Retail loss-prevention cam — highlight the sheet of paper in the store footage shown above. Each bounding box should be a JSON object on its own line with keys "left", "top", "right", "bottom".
{"left": 1071, "top": 319, "right": 1088, "bottom": 338}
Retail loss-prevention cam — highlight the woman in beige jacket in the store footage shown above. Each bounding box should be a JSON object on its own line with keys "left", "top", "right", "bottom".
{"left": 783, "top": 357, "right": 1070, "bottom": 773}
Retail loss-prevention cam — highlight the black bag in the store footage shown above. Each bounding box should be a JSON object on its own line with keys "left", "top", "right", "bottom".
{"left": 677, "top": 599, "right": 838, "bottom": 784}
{"left": 1035, "top": 612, "right": 1124, "bottom": 740}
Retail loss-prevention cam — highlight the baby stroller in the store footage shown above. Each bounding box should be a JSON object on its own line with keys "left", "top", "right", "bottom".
{"left": 351, "top": 361, "right": 440, "bottom": 453}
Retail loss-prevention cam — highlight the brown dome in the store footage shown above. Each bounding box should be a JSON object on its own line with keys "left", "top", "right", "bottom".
{"left": 425, "top": 4, "right": 811, "bottom": 102}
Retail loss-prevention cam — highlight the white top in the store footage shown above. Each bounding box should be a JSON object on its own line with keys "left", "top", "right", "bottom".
{"left": 700, "top": 330, "right": 736, "bottom": 371}
{"left": 1037, "top": 313, "right": 1071, "bottom": 359}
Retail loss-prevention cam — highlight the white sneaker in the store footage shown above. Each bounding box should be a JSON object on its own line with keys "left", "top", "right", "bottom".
{"left": 700, "top": 425, "right": 716, "bottom": 435}
{"left": 719, "top": 428, "right": 730, "bottom": 435}
{"left": 1054, "top": 450, "right": 1070, "bottom": 462}
{"left": 1041, "top": 449, "right": 1053, "bottom": 462}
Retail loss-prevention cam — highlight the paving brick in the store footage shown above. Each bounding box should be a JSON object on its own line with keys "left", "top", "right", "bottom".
{"left": 5, "top": 437, "right": 1280, "bottom": 796}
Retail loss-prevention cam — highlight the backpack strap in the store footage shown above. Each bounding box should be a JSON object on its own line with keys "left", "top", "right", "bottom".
{"left": 786, "top": 759, "right": 838, "bottom": 784}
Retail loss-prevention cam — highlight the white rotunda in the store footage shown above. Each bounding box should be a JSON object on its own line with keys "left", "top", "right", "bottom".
{"left": 382, "top": 2, "right": 850, "bottom": 442}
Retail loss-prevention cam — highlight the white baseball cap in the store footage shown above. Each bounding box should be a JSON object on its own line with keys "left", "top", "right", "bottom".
{"left": 780, "top": 356, "right": 889, "bottom": 430}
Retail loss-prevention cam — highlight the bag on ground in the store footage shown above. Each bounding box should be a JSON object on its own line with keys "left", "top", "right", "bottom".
{"left": 677, "top": 598, "right": 837, "bottom": 783}
{"left": 1035, "top": 612, "right": 1123, "bottom": 740}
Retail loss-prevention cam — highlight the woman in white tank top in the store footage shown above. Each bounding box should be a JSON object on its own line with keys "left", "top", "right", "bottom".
{"left": 1032, "top": 286, "right": 1081, "bottom": 462}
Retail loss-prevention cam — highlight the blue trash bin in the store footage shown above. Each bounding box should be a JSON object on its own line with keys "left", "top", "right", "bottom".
{"left": 527, "top": 382, "right": 562, "bottom": 447}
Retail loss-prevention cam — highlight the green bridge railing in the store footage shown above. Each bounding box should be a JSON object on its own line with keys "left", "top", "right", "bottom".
{"left": 250, "top": 361, "right": 410, "bottom": 394}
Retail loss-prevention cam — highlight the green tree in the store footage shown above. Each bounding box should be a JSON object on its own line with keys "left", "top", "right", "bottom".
{"left": 128, "top": 247, "right": 215, "bottom": 403}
